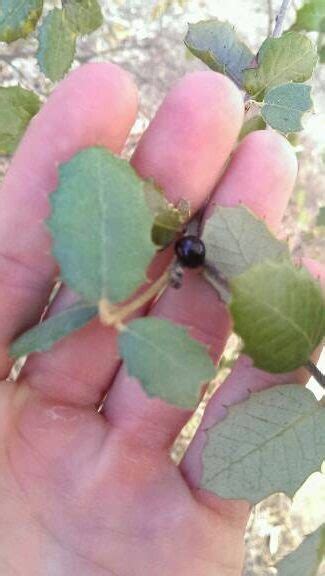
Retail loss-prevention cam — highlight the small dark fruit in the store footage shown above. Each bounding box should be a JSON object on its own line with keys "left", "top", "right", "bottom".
{"left": 175, "top": 235, "right": 206, "bottom": 268}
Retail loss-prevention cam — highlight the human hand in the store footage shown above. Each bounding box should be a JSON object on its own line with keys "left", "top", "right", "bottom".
{"left": 0, "top": 63, "right": 316, "bottom": 575}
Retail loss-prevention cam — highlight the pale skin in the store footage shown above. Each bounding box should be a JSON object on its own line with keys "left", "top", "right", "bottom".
{"left": 0, "top": 63, "right": 323, "bottom": 575}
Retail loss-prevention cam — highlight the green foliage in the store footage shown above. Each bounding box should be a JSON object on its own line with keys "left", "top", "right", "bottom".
{"left": 0, "top": 0, "right": 43, "bottom": 43}
{"left": 10, "top": 304, "right": 97, "bottom": 358}
{"left": 316, "top": 206, "right": 325, "bottom": 226}
{"left": 292, "top": 0, "right": 325, "bottom": 32}
{"left": 238, "top": 116, "right": 266, "bottom": 141}
{"left": 261, "top": 83, "right": 313, "bottom": 133}
{"left": 230, "top": 261, "right": 325, "bottom": 373}
{"left": 243, "top": 33, "right": 317, "bottom": 101}
{"left": 184, "top": 20, "right": 253, "bottom": 87}
{"left": 64, "top": 0, "right": 103, "bottom": 35}
{"left": 48, "top": 148, "right": 156, "bottom": 305}
{"left": 319, "top": 44, "right": 325, "bottom": 63}
{"left": 144, "top": 181, "right": 186, "bottom": 247}
{"left": 276, "top": 524, "right": 325, "bottom": 576}
{"left": 119, "top": 318, "right": 215, "bottom": 408}
{"left": 202, "top": 384, "right": 325, "bottom": 504}
{"left": 203, "top": 205, "right": 289, "bottom": 280}
{"left": 37, "top": 8, "right": 77, "bottom": 82}
{"left": 0, "top": 86, "right": 41, "bottom": 155}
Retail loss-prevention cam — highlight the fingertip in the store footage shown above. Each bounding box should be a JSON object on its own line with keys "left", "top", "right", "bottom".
{"left": 132, "top": 71, "right": 244, "bottom": 210}
{"left": 211, "top": 129, "right": 298, "bottom": 230}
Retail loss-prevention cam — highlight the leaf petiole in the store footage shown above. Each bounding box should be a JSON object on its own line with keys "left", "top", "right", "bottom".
{"left": 98, "top": 270, "right": 170, "bottom": 329}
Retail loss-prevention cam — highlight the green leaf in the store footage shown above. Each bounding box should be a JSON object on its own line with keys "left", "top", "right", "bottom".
{"left": 48, "top": 148, "right": 156, "bottom": 305}
{"left": 243, "top": 33, "right": 318, "bottom": 101}
{"left": 0, "top": 86, "right": 41, "bottom": 155}
{"left": 64, "top": 0, "right": 103, "bottom": 35}
{"left": 230, "top": 261, "right": 325, "bottom": 373}
{"left": 119, "top": 318, "right": 216, "bottom": 408}
{"left": 37, "top": 8, "right": 77, "bottom": 82}
{"left": 276, "top": 524, "right": 325, "bottom": 576}
{"left": 316, "top": 206, "right": 325, "bottom": 226}
{"left": 10, "top": 303, "right": 97, "bottom": 358}
{"left": 202, "top": 205, "right": 289, "bottom": 281}
{"left": 261, "top": 83, "right": 313, "bottom": 133}
{"left": 144, "top": 181, "right": 186, "bottom": 247}
{"left": 238, "top": 116, "right": 266, "bottom": 141}
{"left": 292, "top": 0, "right": 325, "bottom": 32}
{"left": 0, "top": 0, "right": 43, "bottom": 43}
{"left": 184, "top": 19, "right": 254, "bottom": 87}
{"left": 202, "top": 384, "right": 325, "bottom": 504}
{"left": 319, "top": 44, "right": 325, "bottom": 63}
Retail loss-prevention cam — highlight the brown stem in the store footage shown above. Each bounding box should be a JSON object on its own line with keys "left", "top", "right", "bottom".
{"left": 305, "top": 360, "right": 325, "bottom": 388}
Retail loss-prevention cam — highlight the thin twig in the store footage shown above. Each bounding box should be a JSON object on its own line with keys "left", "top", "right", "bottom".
{"left": 267, "top": 0, "right": 274, "bottom": 36}
{"left": 305, "top": 360, "right": 325, "bottom": 389}
{"left": 272, "top": 0, "right": 292, "bottom": 38}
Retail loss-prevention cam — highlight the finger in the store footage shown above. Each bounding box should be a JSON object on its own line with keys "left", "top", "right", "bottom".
{"left": 0, "top": 62, "right": 138, "bottom": 379}
{"left": 182, "top": 257, "right": 324, "bottom": 488}
{"left": 104, "top": 131, "right": 298, "bottom": 448}
{"left": 21, "top": 71, "right": 244, "bottom": 407}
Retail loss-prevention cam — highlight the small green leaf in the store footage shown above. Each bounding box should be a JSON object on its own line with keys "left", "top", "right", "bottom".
{"left": 316, "top": 206, "right": 325, "bottom": 226}
{"left": 238, "top": 116, "right": 266, "bottom": 141}
{"left": 0, "top": 86, "right": 41, "bottom": 155}
{"left": 0, "top": 0, "right": 43, "bottom": 43}
{"left": 261, "top": 83, "right": 313, "bottom": 133}
{"left": 64, "top": 0, "right": 103, "bottom": 35}
{"left": 203, "top": 384, "right": 325, "bottom": 503}
{"left": 292, "top": 0, "right": 325, "bottom": 32}
{"left": 276, "top": 524, "right": 325, "bottom": 576}
{"left": 230, "top": 261, "right": 325, "bottom": 373}
{"left": 37, "top": 8, "right": 77, "bottom": 82}
{"left": 48, "top": 148, "right": 156, "bottom": 305}
{"left": 243, "top": 33, "right": 318, "bottom": 101}
{"left": 10, "top": 303, "right": 97, "bottom": 358}
{"left": 119, "top": 318, "right": 216, "bottom": 408}
{"left": 144, "top": 181, "right": 186, "bottom": 247}
{"left": 184, "top": 19, "right": 254, "bottom": 87}
{"left": 202, "top": 205, "right": 289, "bottom": 281}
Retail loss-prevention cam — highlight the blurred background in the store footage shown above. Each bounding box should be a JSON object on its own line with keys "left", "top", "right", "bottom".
{"left": 0, "top": 1, "right": 324, "bottom": 574}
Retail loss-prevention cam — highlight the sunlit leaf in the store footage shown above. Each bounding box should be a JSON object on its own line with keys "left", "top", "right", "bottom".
{"left": 0, "top": 0, "right": 43, "bottom": 43}
{"left": 203, "top": 384, "right": 325, "bottom": 503}
{"left": 48, "top": 148, "right": 156, "bottom": 304}
{"left": 230, "top": 261, "right": 325, "bottom": 373}
{"left": 185, "top": 19, "right": 253, "bottom": 87}
{"left": 37, "top": 8, "right": 77, "bottom": 82}
{"left": 119, "top": 317, "right": 216, "bottom": 408}
{"left": 261, "top": 83, "right": 313, "bottom": 133}
{"left": 10, "top": 304, "right": 97, "bottom": 358}
{"left": 0, "top": 86, "right": 41, "bottom": 155}
{"left": 243, "top": 33, "right": 317, "bottom": 101}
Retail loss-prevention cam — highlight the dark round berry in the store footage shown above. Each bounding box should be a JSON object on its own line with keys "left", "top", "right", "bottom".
{"left": 175, "top": 235, "right": 206, "bottom": 268}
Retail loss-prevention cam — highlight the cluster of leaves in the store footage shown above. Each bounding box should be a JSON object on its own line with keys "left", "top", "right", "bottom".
{"left": 0, "top": 0, "right": 103, "bottom": 154}
{"left": 185, "top": 6, "right": 321, "bottom": 135}
{"left": 10, "top": 149, "right": 325, "bottom": 519}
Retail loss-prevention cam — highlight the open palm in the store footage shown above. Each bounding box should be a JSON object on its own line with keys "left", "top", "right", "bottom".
{"left": 0, "top": 63, "right": 314, "bottom": 575}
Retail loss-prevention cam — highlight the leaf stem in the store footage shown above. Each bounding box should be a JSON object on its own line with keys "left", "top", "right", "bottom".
{"left": 99, "top": 270, "right": 170, "bottom": 328}
{"left": 305, "top": 360, "right": 325, "bottom": 388}
{"left": 272, "top": 0, "right": 291, "bottom": 38}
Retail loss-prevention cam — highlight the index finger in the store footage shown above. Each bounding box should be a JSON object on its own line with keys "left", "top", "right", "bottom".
{"left": 0, "top": 63, "right": 138, "bottom": 378}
